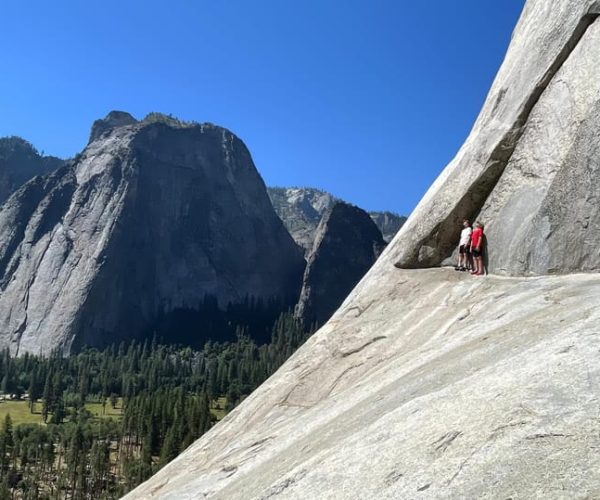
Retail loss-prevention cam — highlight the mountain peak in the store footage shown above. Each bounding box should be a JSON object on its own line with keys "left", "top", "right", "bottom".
{"left": 0, "top": 116, "right": 304, "bottom": 354}
{"left": 88, "top": 110, "right": 138, "bottom": 143}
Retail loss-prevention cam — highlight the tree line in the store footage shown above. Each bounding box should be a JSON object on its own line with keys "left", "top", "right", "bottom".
{"left": 0, "top": 311, "right": 311, "bottom": 499}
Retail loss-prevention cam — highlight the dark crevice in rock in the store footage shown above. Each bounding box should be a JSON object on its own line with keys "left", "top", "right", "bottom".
{"left": 30, "top": 173, "right": 77, "bottom": 245}
{"left": 0, "top": 166, "right": 74, "bottom": 285}
{"left": 12, "top": 302, "right": 28, "bottom": 357}
{"left": 0, "top": 183, "right": 47, "bottom": 284}
{"left": 221, "top": 465, "right": 238, "bottom": 478}
{"left": 524, "top": 433, "right": 572, "bottom": 440}
{"left": 395, "top": 12, "right": 600, "bottom": 268}
{"left": 325, "top": 363, "right": 364, "bottom": 397}
{"left": 432, "top": 430, "right": 462, "bottom": 453}
{"left": 384, "top": 470, "right": 404, "bottom": 486}
{"left": 339, "top": 335, "right": 386, "bottom": 357}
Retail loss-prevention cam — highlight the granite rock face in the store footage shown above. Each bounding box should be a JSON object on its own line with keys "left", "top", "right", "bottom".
{"left": 392, "top": 0, "right": 600, "bottom": 275}
{"left": 0, "top": 113, "right": 305, "bottom": 354}
{"left": 88, "top": 110, "right": 138, "bottom": 144}
{"left": 0, "top": 137, "right": 64, "bottom": 204}
{"left": 368, "top": 210, "right": 406, "bottom": 242}
{"left": 267, "top": 187, "right": 336, "bottom": 253}
{"left": 294, "top": 202, "right": 385, "bottom": 327}
{"left": 125, "top": 269, "right": 600, "bottom": 500}
{"left": 126, "top": 1, "right": 600, "bottom": 498}
{"left": 268, "top": 186, "right": 404, "bottom": 252}
{"left": 477, "top": 18, "right": 600, "bottom": 275}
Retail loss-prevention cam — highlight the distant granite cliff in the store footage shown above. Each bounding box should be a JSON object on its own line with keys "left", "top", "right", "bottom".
{"left": 0, "top": 118, "right": 401, "bottom": 354}
{"left": 267, "top": 187, "right": 405, "bottom": 252}
{"left": 0, "top": 112, "right": 305, "bottom": 354}
{"left": 369, "top": 210, "right": 407, "bottom": 242}
{"left": 295, "top": 201, "right": 385, "bottom": 327}
{"left": 267, "top": 187, "right": 336, "bottom": 253}
{"left": 0, "top": 137, "right": 64, "bottom": 204}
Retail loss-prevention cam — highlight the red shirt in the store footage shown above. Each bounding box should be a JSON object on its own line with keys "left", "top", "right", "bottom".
{"left": 471, "top": 227, "right": 483, "bottom": 248}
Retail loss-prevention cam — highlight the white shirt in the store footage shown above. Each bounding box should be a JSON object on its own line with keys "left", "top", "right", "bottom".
{"left": 459, "top": 227, "right": 472, "bottom": 246}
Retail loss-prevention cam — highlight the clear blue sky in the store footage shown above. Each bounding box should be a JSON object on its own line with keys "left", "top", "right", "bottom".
{"left": 0, "top": 0, "right": 525, "bottom": 215}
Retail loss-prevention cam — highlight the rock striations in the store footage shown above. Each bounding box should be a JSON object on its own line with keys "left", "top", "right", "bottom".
{"left": 267, "top": 187, "right": 337, "bottom": 253}
{"left": 0, "top": 112, "right": 305, "bottom": 354}
{"left": 126, "top": 1, "right": 600, "bottom": 498}
{"left": 295, "top": 201, "right": 385, "bottom": 328}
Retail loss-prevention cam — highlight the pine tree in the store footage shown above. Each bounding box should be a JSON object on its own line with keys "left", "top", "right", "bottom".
{"left": 41, "top": 373, "right": 53, "bottom": 423}
{"left": 2, "top": 415, "right": 13, "bottom": 450}
{"left": 67, "top": 423, "right": 85, "bottom": 498}
{"left": 159, "top": 426, "right": 179, "bottom": 467}
{"left": 90, "top": 441, "right": 110, "bottom": 492}
{"left": 0, "top": 374, "right": 8, "bottom": 395}
{"left": 27, "top": 369, "right": 36, "bottom": 412}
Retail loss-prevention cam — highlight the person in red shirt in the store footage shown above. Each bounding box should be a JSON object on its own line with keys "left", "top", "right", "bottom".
{"left": 470, "top": 222, "right": 485, "bottom": 275}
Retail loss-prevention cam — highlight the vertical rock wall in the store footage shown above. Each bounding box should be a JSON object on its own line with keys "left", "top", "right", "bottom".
{"left": 0, "top": 116, "right": 305, "bottom": 354}
{"left": 391, "top": 0, "right": 600, "bottom": 274}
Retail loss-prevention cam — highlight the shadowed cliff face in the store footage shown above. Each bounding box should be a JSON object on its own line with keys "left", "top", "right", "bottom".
{"left": 267, "top": 187, "right": 405, "bottom": 253}
{"left": 295, "top": 202, "right": 385, "bottom": 327}
{"left": 0, "top": 137, "right": 64, "bottom": 205}
{"left": 125, "top": 1, "right": 600, "bottom": 499}
{"left": 0, "top": 114, "right": 305, "bottom": 354}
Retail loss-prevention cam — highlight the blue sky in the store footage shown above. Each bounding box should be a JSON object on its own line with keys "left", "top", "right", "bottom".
{"left": 0, "top": 0, "right": 525, "bottom": 215}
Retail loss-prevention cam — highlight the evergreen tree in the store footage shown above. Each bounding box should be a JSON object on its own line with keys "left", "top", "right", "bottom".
{"left": 0, "top": 310, "right": 311, "bottom": 498}
{"left": 159, "top": 425, "right": 179, "bottom": 467}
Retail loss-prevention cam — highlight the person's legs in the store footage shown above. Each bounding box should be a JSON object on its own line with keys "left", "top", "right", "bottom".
{"left": 470, "top": 260, "right": 477, "bottom": 274}
{"left": 475, "top": 256, "right": 484, "bottom": 275}
{"left": 456, "top": 246, "right": 464, "bottom": 270}
{"left": 479, "top": 256, "right": 485, "bottom": 274}
{"left": 470, "top": 250, "right": 482, "bottom": 274}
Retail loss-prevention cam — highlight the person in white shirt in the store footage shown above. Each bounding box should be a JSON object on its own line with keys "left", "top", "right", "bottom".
{"left": 455, "top": 220, "right": 472, "bottom": 271}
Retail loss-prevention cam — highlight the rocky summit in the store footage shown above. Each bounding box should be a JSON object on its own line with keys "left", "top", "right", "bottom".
{"left": 295, "top": 201, "right": 385, "bottom": 328}
{"left": 126, "top": 1, "right": 600, "bottom": 498}
{"left": 0, "top": 112, "right": 305, "bottom": 355}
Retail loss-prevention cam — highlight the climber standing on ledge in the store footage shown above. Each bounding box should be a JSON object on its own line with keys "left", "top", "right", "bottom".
{"left": 455, "top": 219, "right": 472, "bottom": 271}
{"left": 470, "top": 221, "right": 485, "bottom": 276}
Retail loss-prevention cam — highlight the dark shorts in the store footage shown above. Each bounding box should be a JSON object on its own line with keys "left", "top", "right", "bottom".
{"left": 459, "top": 244, "right": 470, "bottom": 255}
{"left": 472, "top": 248, "right": 482, "bottom": 257}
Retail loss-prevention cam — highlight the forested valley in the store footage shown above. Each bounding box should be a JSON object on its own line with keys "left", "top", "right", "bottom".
{"left": 0, "top": 312, "right": 311, "bottom": 499}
